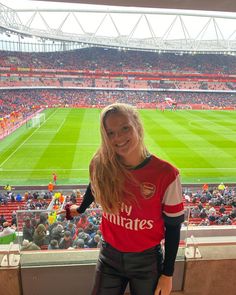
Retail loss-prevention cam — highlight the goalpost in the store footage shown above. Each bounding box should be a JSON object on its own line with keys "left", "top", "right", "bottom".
{"left": 31, "top": 113, "right": 46, "bottom": 128}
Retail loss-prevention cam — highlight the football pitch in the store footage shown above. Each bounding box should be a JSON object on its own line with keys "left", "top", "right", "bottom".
{"left": 0, "top": 108, "right": 235, "bottom": 186}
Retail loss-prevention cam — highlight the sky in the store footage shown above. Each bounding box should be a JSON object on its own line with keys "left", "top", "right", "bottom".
{"left": 0, "top": 0, "right": 236, "bottom": 41}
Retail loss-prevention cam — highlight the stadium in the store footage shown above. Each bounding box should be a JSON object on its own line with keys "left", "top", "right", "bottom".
{"left": 0, "top": 1, "right": 236, "bottom": 295}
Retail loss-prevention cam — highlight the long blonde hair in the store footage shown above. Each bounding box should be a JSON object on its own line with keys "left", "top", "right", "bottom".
{"left": 90, "top": 103, "right": 149, "bottom": 213}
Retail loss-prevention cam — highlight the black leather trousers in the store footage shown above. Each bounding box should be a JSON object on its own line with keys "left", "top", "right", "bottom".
{"left": 91, "top": 241, "right": 163, "bottom": 295}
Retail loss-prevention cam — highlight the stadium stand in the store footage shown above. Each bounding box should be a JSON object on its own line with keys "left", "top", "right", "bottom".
{"left": 1, "top": 49, "right": 236, "bottom": 74}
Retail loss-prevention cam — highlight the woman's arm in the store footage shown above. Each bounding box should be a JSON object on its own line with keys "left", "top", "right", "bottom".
{"left": 57, "top": 183, "right": 95, "bottom": 218}
{"left": 162, "top": 220, "right": 182, "bottom": 276}
{"left": 76, "top": 183, "right": 95, "bottom": 214}
{"left": 155, "top": 215, "right": 184, "bottom": 295}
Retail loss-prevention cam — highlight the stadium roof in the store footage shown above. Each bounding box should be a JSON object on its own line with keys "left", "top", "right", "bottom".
{"left": 40, "top": 0, "right": 236, "bottom": 14}
{"left": 0, "top": 0, "right": 236, "bottom": 53}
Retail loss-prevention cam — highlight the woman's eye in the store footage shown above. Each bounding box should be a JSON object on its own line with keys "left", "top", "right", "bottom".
{"left": 123, "top": 126, "right": 130, "bottom": 131}
{"left": 107, "top": 131, "right": 114, "bottom": 137}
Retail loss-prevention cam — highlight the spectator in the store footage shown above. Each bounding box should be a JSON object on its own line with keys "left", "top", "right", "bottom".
{"left": 219, "top": 204, "right": 226, "bottom": 214}
{"left": 84, "top": 222, "right": 97, "bottom": 235}
{"left": 191, "top": 206, "right": 200, "bottom": 218}
{"left": 73, "top": 238, "right": 85, "bottom": 249}
{"left": 87, "top": 234, "right": 101, "bottom": 248}
{"left": 11, "top": 212, "right": 17, "bottom": 227}
{"left": 16, "top": 193, "right": 22, "bottom": 202}
{"left": 0, "top": 214, "right": 6, "bottom": 226}
{"left": 0, "top": 222, "right": 15, "bottom": 235}
{"left": 33, "top": 224, "right": 47, "bottom": 247}
{"left": 10, "top": 192, "right": 15, "bottom": 202}
{"left": 77, "top": 230, "right": 90, "bottom": 246}
{"left": 199, "top": 208, "right": 207, "bottom": 219}
{"left": 4, "top": 184, "right": 12, "bottom": 193}
{"left": 183, "top": 193, "right": 191, "bottom": 203}
{"left": 59, "top": 230, "right": 73, "bottom": 249}
{"left": 209, "top": 206, "right": 216, "bottom": 215}
{"left": 23, "top": 216, "right": 35, "bottom": 242}
{"left": 50, "top": 223, "right": 64, "bottom": 242}
{"left": 218, "top": 182, "right": 226, "bottom": 192}
{"left": 48, "top": 182, "right": 54, "bottom": 192}
{"left": 76, "top": 213, "right": 89, "bottom": 230}
{"left": 21, "top": 239, "right": 41, "bottom": 251}
{"left": 36, "top": 212, "right": 49, "bottom": 229}
{"left": 65, "top": 222, "right": 76, "bottom": 238}
{"left": 202, "top": 183, "right": 209, "bottom": 192}
{"left": 200, "top": 194, "right": 207, "bottom": 203}
{"left": 48, "top": 239, "right": 59, "bottom": 250}
{"left": 0, "top": 222, "right": 16, "bottom": 244}
{"left": 52, "top": 173, "right": 57, "bottom": 185}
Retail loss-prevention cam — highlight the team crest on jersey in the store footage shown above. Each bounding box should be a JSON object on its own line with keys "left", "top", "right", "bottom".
{"left": 141, "top": 182, "right": 156, "bottom": 199}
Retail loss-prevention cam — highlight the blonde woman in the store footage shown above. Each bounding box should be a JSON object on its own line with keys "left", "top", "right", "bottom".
{"left": 61, "top": 103, "right": 184, "bottom": 295}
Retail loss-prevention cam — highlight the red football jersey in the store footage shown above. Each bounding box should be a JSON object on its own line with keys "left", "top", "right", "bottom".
{"left": 101, "top": 155, "right": 184, "bottom": 252}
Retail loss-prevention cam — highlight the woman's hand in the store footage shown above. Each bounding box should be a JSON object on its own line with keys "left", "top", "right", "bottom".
{"left": 154, "top": 275, "right": 172, "bottom": 295}
{"left": 57, "top": 204, "right": 80, "bottom": 219}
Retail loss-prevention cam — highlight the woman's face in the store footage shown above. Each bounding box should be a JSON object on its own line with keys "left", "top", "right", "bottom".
{"left": 104, "top": 112, "right": 142, "bottom": 166}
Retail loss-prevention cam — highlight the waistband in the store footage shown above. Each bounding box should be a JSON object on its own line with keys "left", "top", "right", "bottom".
{"left": 101, "top": 240, "right": 161, "bottom": 254}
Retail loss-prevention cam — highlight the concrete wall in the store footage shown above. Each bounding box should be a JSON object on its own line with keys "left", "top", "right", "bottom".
{"left": 172, "top": 245, "right": 236, "bottom": 295}
{"left": 1, "top": 245, "right": 236, "bottom": 295}
{"left": 0, "top": 267, "right": 21, "bottom": 295}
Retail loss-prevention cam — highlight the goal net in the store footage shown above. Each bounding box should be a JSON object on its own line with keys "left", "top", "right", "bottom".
{"left": 31, "top": 113, "right": 46, "bottom": 128}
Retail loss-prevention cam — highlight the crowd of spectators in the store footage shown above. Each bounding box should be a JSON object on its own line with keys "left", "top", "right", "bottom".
{"left": 184, "top": 183, "right": 236, "bottom": 226}
{"left": 1, "top": 89, "right": 235, "bottom": 119}
{"left": 1, "top": 48, "right": 236, "bottom": 74}
{"left": 1, "top": 48, "right": 236, "bottom": 91}
{"left": 18, "top": 191, "right": 102, "bottom": 251}
{"left": 0, "top": 187, "right": 103, "bottom": 250}
{"left": 0, "top": 75, "right": 234, "bottom": 91}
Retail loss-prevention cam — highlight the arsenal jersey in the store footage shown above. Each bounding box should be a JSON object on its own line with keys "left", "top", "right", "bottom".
{"left": 101, "top": 155, "right": 184, "bottom": 252}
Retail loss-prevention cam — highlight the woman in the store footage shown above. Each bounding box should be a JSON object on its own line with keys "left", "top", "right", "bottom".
{"left": 61, "top": 103, "right": 184, "bottom": 295}
{"left": 33, "top": 223, "right": 47, "bottom": 247}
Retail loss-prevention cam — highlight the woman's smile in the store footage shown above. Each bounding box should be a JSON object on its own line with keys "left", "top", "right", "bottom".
{"left": 105, "top": 112, "right": 142, "bottom": 166}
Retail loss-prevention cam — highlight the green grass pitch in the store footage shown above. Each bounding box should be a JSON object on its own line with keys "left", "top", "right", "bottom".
{"left": 0, "top": 108, "right": 235, "bottom": 186}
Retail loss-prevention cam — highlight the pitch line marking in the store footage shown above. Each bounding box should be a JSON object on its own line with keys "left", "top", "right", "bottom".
{"left": 180, "top": 168, "right": 236, "bottom": 171}
{"left": 0, "top": 168, "right": 88, "bottom": 172}
{"left": 37, "top": 131, "right": 56, "bottom": 133}
{"left": 23, "top": 143, "right": 99, "bottom": 146}
{"left": 0, "top": 109, "right": 58, "bottom": 168}
{"left": 55, "top": 119, "right": 66, "bottom": 133}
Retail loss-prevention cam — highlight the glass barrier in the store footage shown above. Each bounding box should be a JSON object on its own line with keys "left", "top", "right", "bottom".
{"left": 182, "top": 184, "right": 236, "bottom": 259}
{"left": 16, "top": 206, "right": 103, "bottom": 267}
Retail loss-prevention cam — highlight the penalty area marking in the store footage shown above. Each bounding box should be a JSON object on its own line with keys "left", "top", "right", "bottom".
{"left": 0, "top": 109, "right": 58, "bottom": 168}
{"left": 55, "top": 119, "right": 66, "bottom": 133}
{"left": 36, "top": 119, "right": 65, "bottom": 133}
